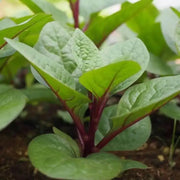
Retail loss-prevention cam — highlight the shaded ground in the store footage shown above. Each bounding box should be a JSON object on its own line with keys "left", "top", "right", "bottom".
{"left": 0, "top": 103, "right": 180, "bottom": 180}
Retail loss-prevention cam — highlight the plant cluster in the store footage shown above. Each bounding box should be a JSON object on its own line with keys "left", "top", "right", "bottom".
{"left": 0, "top": 0, "right": 180, "bottom": 179}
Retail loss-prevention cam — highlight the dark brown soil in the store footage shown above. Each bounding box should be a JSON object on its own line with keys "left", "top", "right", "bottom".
{"left": 0, "top": 104, "right": 180, "bottom": 180}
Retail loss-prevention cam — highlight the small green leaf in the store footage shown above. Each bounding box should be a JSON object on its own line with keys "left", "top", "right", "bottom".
{"left": 6, "top": 39, "right": 90, "bottom": 109}
{"left": 160, "top": 101, "right": 180, "bottom": 120}
{"left": 28, "top": 134, "right": 123, "bottom": 180}
{"left": 120, "top": 159, "right": 147, "bottom": 172}
{"left": 80, "top": 61, "right": 141, "bottom": 98}
{"left": 113, "top": 75, "right": 180, "bottom": 128}
{"left": 85, "top": 0, "right": 153, "bottom": 46}
{"left": 100, "top": 38, "right": 149, "bottom": 92}
{"left": 0, "top": 85, "right": 26, "bottom": 130}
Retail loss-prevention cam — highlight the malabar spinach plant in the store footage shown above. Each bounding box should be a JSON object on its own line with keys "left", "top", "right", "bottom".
{"left": 6, "top": 20, "right": 180, "bottom": 179}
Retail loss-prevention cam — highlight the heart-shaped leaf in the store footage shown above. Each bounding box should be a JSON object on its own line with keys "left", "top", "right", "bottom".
{"left": 79, "top": 60, "right": 140, "bottom": 97}
{"left": 0, "top": 85, "right": 26, "bottom": 130}
{"left": 6, "top": 39, "right": 90, "bottom": 109}
{"left": 28, "top": 133, "right": 123, "bottom": 180}
{"left": 100, "top": 38, "right": 149, "bottom": 93}
{"left": 113, "top": 75, "right": 180, "bottom": 128}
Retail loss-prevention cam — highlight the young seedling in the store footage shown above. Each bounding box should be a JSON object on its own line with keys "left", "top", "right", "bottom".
{"left": 6, "top": 22, "right": 180, "bottom": 180}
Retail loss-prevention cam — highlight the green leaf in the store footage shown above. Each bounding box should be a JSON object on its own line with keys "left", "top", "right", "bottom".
{"left": 160, "top": 101, "right": 180, "bottom": 120}
{"left": 100, "top": 38, "right": 149, "bottom": 92}
{"left": 28, "top": 134, "right": 123, "bottom": 180}
{"left": 0, "top": 19, "right": 16, "bottom": 58}
{"left": 127, "top": 4, "right": 174, "bottom": 59}
{"left": 159, "top": 8, "right": 179, "bottom": 54}
{"left": 21, "top": 0, "right": 67, "bottom": 23}
{"left": 53, "top": 127, "right": 80, "bottom": 157}
{"left": 147, "top": 54, "right": 173, "bottom": 75}
{"left": 101, "top": 117, "right": 151, "bottom": 151}
{"left": 35, "top": 21, "right": 72, "bottom": 66}
{"left": 0, "top": 85, "right": 26, "bottom": 131}
{"left": 0, "top": 13, "right": 51, "bottom": 47}
{"left": 175, "top": 21, "right": 180, "bottom": 54}
{"left": 80, "top": 0, "right": 126, "bottom": 20}
{"left": 80, "top": 60, "right": 140, "bottom": 97}
{"left": 6, "top": 39, "right": 90, "bottom": 109}
{"left": 120, "top": 159, "right": 147, "bottom": 172}
{"left": 113, "top": 75, "right": 180, "bottom": 128}
{"left": 21, "top": 86, "right": 58, "bottom": 103}
{"left": 85, "top": 0, "right": 153, "bottom": 46}
{"left": 20, "top": 0, "right": 43, "bottom": 13}
{"left": 61, "top": 29, "right": 103, "bottom": 75}
{"left": 95, "top": 105, "right": 151, "bottom": 151}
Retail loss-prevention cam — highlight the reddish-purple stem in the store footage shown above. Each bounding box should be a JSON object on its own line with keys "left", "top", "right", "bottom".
{"left": 69, "top": 0, "right": 80, "bottom": 28}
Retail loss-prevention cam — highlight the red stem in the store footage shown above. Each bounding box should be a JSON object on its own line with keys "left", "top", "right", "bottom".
{"left": 69, "top": 0, "right": 80, "bottom": 28}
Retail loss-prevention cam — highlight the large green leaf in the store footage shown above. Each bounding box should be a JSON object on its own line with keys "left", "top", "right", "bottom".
{"left": 95, "top": 105, "right": 151, "bottom": 151}
{"left": 85, "top": 0, "right": 152, "bottom": 46}
{"left": 79, "top": 61, "right": 140, "bottom": 98}
{"left": 113, "top": 75, "right": 180, "bottom": 128}
{"left": 80, "top": 0, "right": 126, "bottom": 20}
{"left": 100, "top": 38, "right": 149, "bottom": 92}
{"left": 6, "top": 39, "right": 90, "bottom": 109}
{"left": 0, "top": 13, "right": 51, "bottom": 47}
{"left": 0, "top": 85, "right": 26, "bottom": 131}
{"left": 28, "top": 134, "right": 123, "bottom": 180}
{"left": 21, "top": 0, "right": 67, "bottom": 23}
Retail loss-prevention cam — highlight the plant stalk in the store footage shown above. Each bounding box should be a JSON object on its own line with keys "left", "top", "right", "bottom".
{"left": 69, "top": 0, "right": 80, "bottom": 28}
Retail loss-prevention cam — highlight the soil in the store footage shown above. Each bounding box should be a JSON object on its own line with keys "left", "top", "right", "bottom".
{"left": 0, "top": 103, "right": 180, "bottom": 180}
